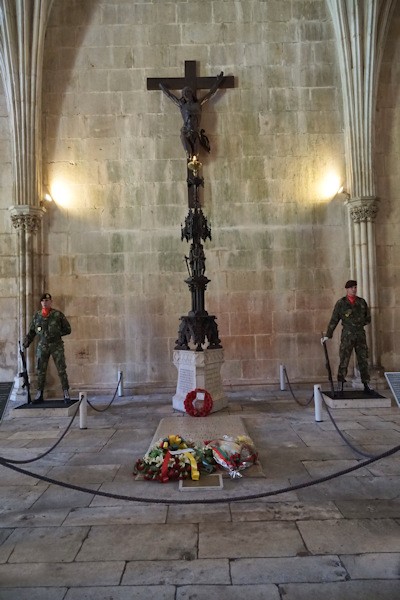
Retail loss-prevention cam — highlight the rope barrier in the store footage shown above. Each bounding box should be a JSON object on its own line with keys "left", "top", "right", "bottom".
{"left": 283, "top": 367, "right": 383, "bottom": 460}
{"left": 283, "top": 367, "right": 314, "bottom": 406}
{"left": 323, "top": 400, "right": 379, "bottom": 459}
{"left": 86, "top": 372, "right": 122, "bottom": 413}
{"left": 0, "top": 374, "right": 121, "bottom": 465}
{"left": 0, "top": 372, "right": 398, "bottom": 505}
{"left": 0, "top": 442, "right": 398, "bottom": 505}
{"left": 0, "top": 398, "right": 82, "bottom": 464}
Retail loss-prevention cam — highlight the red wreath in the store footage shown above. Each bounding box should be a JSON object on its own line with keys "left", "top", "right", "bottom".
{"left": 184, "top": 388, "right": 213, "bottom": 417}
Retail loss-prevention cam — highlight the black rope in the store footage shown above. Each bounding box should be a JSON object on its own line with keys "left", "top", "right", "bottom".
{"left": 0, "top": 442, "right": 399, "bottom": 505}
{"left": 0, "top": 371, "right": 397, "bottom": 505}
{"left": 0, "top": 397, "right": 82, "bottom": 464}
{"left": 283, "top": 366, "right": 385, "bottom": 460}
{"left": 323, "top": 399, "right": 379, "bottom": 459}
{"left": 0, "top": 374, "right": 121, "bottom": 464}
{"left": 86, "top": 373, "right": 122, "bottom": 413}
{"left": 283, "top": 367, "right": 314, "bottom": 406}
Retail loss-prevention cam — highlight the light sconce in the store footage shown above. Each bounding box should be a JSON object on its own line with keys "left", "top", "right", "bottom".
{"left": 336, "top": 185, "right": 350, "bottom": 200}
{"left": 40, "top": 191, "right": 53, "bottom": 208}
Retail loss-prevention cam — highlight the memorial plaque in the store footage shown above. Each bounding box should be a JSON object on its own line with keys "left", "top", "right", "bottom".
{"left": 384, "top": 372, "right": 400, "bottom": 408}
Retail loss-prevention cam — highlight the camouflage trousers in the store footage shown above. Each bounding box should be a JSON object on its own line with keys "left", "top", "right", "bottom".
{"left": 338, "top": 328, "right": 370, "bottom": 383}
{"left": 36, "top": 341, "right": 69, "bottom": 391}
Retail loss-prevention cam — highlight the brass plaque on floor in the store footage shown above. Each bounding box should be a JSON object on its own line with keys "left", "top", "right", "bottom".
{"left": 179, "top": 473, "right": 223, "bottom": 491}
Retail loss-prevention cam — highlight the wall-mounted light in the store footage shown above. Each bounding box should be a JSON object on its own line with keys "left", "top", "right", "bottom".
{"left": 336, "top": 185, "right": 350, "bottom": 200}
{"left": 40, "top": 191, "right": 53, "bottom": 208}
{"left": 317, "top": 171, "right": 343, "bottom": 201}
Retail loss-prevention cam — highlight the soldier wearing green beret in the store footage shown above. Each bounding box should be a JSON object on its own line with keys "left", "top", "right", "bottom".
{"left": 23, "top": 293, "right": 71, "bottom": 403}
{"left": 321, "top": 280, "right": 374, "bottom": 395}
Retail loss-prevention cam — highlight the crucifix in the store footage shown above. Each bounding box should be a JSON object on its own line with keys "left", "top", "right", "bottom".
{"left": 147, "top": 60, "right": 235, "bottom": 207}
{"left": 147, "top": 60, "right": 235, "bottom": 354}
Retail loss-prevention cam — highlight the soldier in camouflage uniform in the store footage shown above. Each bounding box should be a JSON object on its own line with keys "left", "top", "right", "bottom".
{"left": 24, "top": 293, "right": 71, "bottom": 403}
{"left": 321, "top": 280, "right": 373, "bottom": 394}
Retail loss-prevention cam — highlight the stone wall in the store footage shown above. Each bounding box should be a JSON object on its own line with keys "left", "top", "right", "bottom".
{"left": 375, "top": 2, "right": 400, "bottom": 373}
{"left": 39, "top": 0, "right": 349, "bottom": 392}
{"left": 6, "top": 0, "right": 392, "bottom": 391}
{"left": 0, "top": 78, "right": 18, "bottom": 382}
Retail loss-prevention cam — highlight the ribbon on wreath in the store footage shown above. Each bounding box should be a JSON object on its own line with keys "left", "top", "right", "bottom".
{"left": 161, "top": 448, "right": 200, "bottom": 481}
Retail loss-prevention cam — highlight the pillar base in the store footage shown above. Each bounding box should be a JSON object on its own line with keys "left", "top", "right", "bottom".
{"left": 172, "top": 348, "right": 227, "bottom": 413}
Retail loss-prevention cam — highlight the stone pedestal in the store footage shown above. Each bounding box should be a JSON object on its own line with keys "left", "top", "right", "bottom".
{"left": 172, "top": 348, "right": 227, "bottom": 413}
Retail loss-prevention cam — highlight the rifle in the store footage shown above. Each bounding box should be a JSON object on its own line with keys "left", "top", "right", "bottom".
{"left": 18, "top": 341, "right": 32, "bottom": 404}
{"left": 321, "top": 333, "right": 335, "bottom": 397}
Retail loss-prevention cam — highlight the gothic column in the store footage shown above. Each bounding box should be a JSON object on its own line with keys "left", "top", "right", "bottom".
{"left": 327, "top": 0, "right": 396, "bottom": 372}
{"left": 0, "top": 0, "right": 53, "bottom": 374}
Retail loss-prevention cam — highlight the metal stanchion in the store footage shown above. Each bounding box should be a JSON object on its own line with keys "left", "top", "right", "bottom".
{"left": 79, "top": 392, "right": 87, "bottom": 429}
{"left": 314, "top": 384, "right": 323, "bottom": 422}
{"left": 118, "top": 370, "right": 124, "bottom": 397}
{"left": 279, "top": 364, "right": 286, "bottom": 391}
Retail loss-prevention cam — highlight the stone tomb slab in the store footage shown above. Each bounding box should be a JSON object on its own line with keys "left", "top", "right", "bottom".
{"left": 146, "top": 415, "right": 264, "bottom": 478}
{"left": 322, "top": 390, "right": 391, "bottom": 409}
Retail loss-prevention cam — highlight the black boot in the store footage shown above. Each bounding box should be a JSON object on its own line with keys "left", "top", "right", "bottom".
{"left": 32, "top": 390, "right": 44, "bottom": 404}
{"left": 363, "top": 383, "right": 375, "bottom": 396}
{"left": 63, "top": 389, "right": 70, "bottom": 404}
{"left": 337, "top": 379, "right": 346, "bottom": 397}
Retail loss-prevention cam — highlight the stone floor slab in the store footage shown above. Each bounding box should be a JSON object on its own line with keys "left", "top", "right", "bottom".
{"left": 166, "top": 502, "right": 231, "bottom": 523}
{"left": 76, "top": 524, "right": 197, "bottom": 561}
{"left": 47, "top": 464, "right": 119, "bottom": 484}
{"left": 4, "top": 526, "right": 89, "bottom": 563}
{"left": 334, "top": 499, "right": 400, "bottom": 518}
{"left": 199, "top": 521, "right": 305, "bottom": 558}
{"left": 31, "top": 483, "right": 99, "bottom": 509}
{"left": 230, "top": 500, "right": 343, "bottom": 521}
{"left": 230, "top": 555, "right": 347, "bottom": 584}
{"left": 301, "top": 459, "right": 371, "bottom": 478}
{"left": 63, "top": 504, "right": 168, "bottom": 526}
{"left": 0, "top": 484, "right": 48, "bottom": 511}
{"left": 176, "top": 584, "right": 280, "bottom": 600}
{"left": 64, "top": 586, "right": 176, "bottom": 600}
{"left": 122, "top": 558, "right": 230, "bottom": 585}
{"left": 0, "top": 589, "right": 66, "bottom": 600}
{"left": 0, "top": 507, "right": 69, "bottom": 528}
{"left": 340, "top": 552, "right": 400, "bottom": 579}
{"left": 0, "top": 561, "right": 124, "bottom": 587}
{"left": 278, "top": 580, "right": 400, "bottom": 600}
{"left": 297, "top": 518, "right": 400, "bottom": 554}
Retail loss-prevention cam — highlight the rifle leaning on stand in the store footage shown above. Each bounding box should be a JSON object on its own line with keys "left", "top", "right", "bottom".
{"left": 321, "top": 333, "right": 336, "bottom": 397}
{"left": 19, "top": 341, "right": 32, "bottom": 404}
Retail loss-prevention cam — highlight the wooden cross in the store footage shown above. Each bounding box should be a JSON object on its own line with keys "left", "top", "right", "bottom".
{"left": 147, "top": 60, "right": 234, "bottom": 93}
{"left": 147, "top": 61, "right": 235, "bottom": 207}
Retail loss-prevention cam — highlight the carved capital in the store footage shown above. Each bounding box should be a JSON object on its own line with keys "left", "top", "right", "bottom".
{"left": 9, "top": 205, "right": 45, "bottom": 232}
{"left": 346, "top": 197, "right": 379, "bottom": 223}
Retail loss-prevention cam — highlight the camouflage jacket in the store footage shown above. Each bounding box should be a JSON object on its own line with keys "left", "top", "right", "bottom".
{"left": 326, "top": 296, "right": 371, "bottom": 338}
{"left": 25, "top": 309, "right": 71, "bottom": 347}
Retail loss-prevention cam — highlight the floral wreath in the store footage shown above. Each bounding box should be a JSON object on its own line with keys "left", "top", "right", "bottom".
{"left": 184, "top": 388, "right": 213, "bottom": 417}
{"left": 133, "top": 435, "right": 204, "bottom": 482}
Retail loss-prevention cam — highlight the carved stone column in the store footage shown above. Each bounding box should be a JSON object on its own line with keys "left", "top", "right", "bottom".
{"left": 327, "top": 0, "right": 396, "bottom": 374}
{"left": 0, "top": 0, "right": 53, "bottom": 384}
{"left": 9, "top": 206, "right": 45, "bottom": 390}
{"left": 346, "top": 198, "right": 379, "bottom": 367}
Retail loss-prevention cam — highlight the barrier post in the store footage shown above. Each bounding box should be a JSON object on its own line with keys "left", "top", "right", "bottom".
{"left": 118, "top": 370, "right": 124, "bottom": 397}
{"left": 279, "top": 364, "right": 286, "bottom": 391}
{"left": 79, "top": 392, "right": 87, "bottom": 429}
{"left": 314, "top": 384, "right": 323, "bottom": 422}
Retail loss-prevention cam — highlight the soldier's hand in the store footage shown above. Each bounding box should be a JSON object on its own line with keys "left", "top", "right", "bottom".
{"left": 320, "top": 336, "right": 329, "bottom": 345}
{"left": 22, "top": 340, "right": 29, "bottom": 349}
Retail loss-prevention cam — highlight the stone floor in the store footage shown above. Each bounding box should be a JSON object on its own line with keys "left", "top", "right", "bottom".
{"left": 0, "top": 386, "right": 399, "bottom": 600}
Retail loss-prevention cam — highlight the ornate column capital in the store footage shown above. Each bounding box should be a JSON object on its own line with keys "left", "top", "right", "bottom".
{"left": 345, "top": 197, "right": 379, "bottom": 223}
{"left": 9, "top": 205, "right": 45, "bottom": 232}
